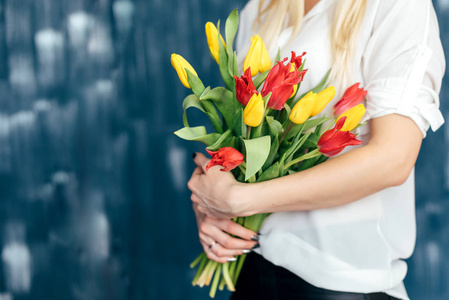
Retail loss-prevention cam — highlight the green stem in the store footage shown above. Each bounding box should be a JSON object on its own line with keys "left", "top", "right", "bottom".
{"left": 246, "top": 126, "right": 251, "bottom": 140}
{"left": 279, "top": 122, "right": 293, "bottom": 144}
{"left": 190, "top": 252, "right": 205, "bottom": 268}
{"left": 218, "top": 273, "right": 226, "bottom": 291}
{"left": 229, "top": 259, "right": 237, "bottom": 279}
{"left": 198, "top": 260, "right": 214, "bottom": 287}
{"left": 233, "top": 254, "right": 247, "bottom": 286}
{"left": 283, "top": 148, "right": 320, "bottom": 170}
{"left": 222, "top": 262, "right": 236, "bottom": 291}
{"left": 206, "top": 261, "right": 218, "bottom": 286}
{"left": 247, "top": 175, "right": 256, "bottom": 183}
{"left": 202, "top": 100, "right": 224, "bottom": 134}
{"left": 192, "top": 253, "right": 208, "bottom": 285}
{"left": 238, "top": 164, "right": 246, "bottom": 177}
{"left": 209, "top": 264, "right": 222, "bottom": 298}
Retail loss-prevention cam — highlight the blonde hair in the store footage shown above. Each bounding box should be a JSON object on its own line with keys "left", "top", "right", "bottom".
{"left": 254, "top": 0, "right": 367, "bottom": 88}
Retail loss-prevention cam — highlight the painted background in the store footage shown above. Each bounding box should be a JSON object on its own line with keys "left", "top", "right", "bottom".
{"left": 0, "top": 0, "right": 447, "bottom": 299}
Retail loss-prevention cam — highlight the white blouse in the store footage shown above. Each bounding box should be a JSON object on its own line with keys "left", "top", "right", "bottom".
{"left": 236, "top": 0, "right": 445, "bottom": 299}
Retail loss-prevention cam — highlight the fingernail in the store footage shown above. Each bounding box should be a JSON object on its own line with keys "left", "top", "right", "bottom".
{"left": 242, "top": 249, "right": 251, "bottom": 254}
{"left": 227, "top": 257, "right": 237, "bottom": 262}
{"left": 251, "top": 235, "right": 259, "bottom": 241}
{"left": 192, "top": 152, "right": 197, "bottom": 159}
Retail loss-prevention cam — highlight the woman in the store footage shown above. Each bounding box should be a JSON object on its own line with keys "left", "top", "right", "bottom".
{"left": 188, "top": 0, "right": 445, "bottom": 299}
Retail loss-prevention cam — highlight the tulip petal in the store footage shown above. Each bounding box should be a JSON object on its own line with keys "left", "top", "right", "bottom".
{"left": 206, "top": 147, "right": 244, "bottom": 172}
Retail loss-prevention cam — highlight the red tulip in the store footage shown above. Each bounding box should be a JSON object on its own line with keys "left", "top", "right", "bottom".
{"left": 333, "top": 83, "right": 367, "bottom": 116}
{"left": 290, "top": 51, "right": 306, "bottom": 69}
{"left": 234, "top": 67, "right": 258, "bottom": 106}
{"left": 261, "top": 56, "right": 307, "bottom": 110}
{"left": 206, "top": 147, "right": 244, "bottom": 172}
{"left": 317, "top": 117, "right": 363, "bottom": 157}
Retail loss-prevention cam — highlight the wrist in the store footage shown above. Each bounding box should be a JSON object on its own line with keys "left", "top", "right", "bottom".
{"left": 228, "top": 181, "right": 260, "bottom": 217}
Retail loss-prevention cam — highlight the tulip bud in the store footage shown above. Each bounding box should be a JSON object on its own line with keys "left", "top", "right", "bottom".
{"left": 289, "top": 91, "right": 317, "bottom": 124}
{"left": 262, "top": 58, "right": 307, "bottom": 110}
{"left": 205, "top": 22, "right": 226, "bottom": 64}
{"left": 290, "top": 63, "right": 299, "bottom": 99}
{"left": 243, "top": 93, "right": 265, "bottom": 127}
{"left": 243, "top": 35, "right": 272, "bottom": 77}
{"left": 317, "top": 117, "right": 363, "bottom": 157}
{"left": 290, "top": 51, "right": 306, "bottom": 69}
{"left": 333, "top": 83, "right": 367, "bottom": 116}
{"left": 337, "top": 104, "right": 366, "bottom": 131}
{"left": 170, "top": 54, "right": 198, "bottom": 89}
{"left": 310, "top": 86, "right": 336, "bottom": 117}
{"left": 234, "top": 67, "right": 258, "bottom": 106}
{"left": 206, "top": 147, "right": 244, "bottom": 172}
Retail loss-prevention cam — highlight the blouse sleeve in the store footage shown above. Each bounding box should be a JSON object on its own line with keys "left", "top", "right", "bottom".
{"left": 362, "top": 0, "right": 445, "bottom": 138}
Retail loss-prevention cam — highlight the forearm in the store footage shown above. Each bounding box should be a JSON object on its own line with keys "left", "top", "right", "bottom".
{"left": 235, "top": 115, "right": 423, "bottom": 216}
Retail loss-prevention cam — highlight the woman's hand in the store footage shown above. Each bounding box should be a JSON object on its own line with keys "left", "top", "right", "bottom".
{"left": 192, "top": 203, "right": 259, "bottom": 263}
{"left": 188, "top": 153, "right": 251, "bottom": 219}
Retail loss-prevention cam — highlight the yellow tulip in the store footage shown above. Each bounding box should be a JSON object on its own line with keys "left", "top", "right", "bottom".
{"left": 243, "top": 35, "right": 272, "bottom": 77}
{"left": 243, "top": 93, "right": 265, "bottom": 127}
{"left": 337, "top": 104, "right": 366, "bottom": 131}
{"left": 170, "top": 54, "right": 198, "bottom": 89}
{"left": 205, "top": 22, "right": 226, "bottom": 64}
{"left": 311, "top": 86, "right": 336, "bottom": 117}
{"left": 289, "top": 91, "right": 317, "bottom": 124}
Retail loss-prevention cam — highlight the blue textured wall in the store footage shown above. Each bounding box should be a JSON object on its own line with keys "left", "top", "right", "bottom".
{"left": 0, "top": 0, "right": 446, "bottom": 299}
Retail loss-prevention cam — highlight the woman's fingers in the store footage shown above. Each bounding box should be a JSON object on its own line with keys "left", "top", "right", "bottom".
{"left": 212, "top": 218, "right": 258, "bottom": 242}
{"left": 199, "top": 231, "right": 255, "bottom": 264}
{"left": 199, "top": 217, "right": 258, "bottom": 250}
{"left": 193, "top": 152, "right": 210, "bottom": 173}
{"left": 199, "top": 241, "right": 234, "bottom": 264}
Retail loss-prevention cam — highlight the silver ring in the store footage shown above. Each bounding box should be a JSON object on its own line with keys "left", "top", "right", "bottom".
{"left": 208, "top": 241, "right": 217, "bottom": 251}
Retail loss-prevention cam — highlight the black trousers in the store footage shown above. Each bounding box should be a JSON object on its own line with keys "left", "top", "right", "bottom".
{"left": 230, "top": 253, "right": 400, "bottom": 300}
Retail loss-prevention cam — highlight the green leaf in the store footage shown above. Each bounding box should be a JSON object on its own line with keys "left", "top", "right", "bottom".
{"left": 295, "top": 154, "right": 321, "bottom": 172}
{"left": 283, "top": 148, "right": 321, "bottom": 170}
{"left": 202, "top": 100, "right": 224, "bottom": 134}
{"left": 218, "top": 21, "right": 234, "bottom": 91}
{"left": 282, "top": 131, "right": 311, "bottom": 169}
{"left": 232, "top": 51, "right": 239, "bottom": 77}
{"left": 174, "top": 126, "right": 221, "bottom": 146}
{"left": 301, "top": 133, "right": 320, "bottom": 148}
{"left": 243, "top": 136, "right": 271, "bottom": 181}
{"left": 285, "top": 117, "right": 330, "bottom": 141}
{"left": 200, "top": 86, "right": 211, "bottom": 99}
{"left": 225, "top": 9, "right": 239, "bottom": 58}
{"left": 206, "top": 129, "right": 233, "bottom": 151}
{"left": 303, "top": 116, "right": 331, "bottom": 131}
{"left": 186, "top": 69, "right": 205, "bottom": 98}
{"left": 182, "top": 94, "right": 206, "bottom": 127}
{"left": 257, "top": 162, "right": 280, "bottom": 182}
{"left": 227, "top": 136, "right": 239, "bottom": 150}
{"left": 228, "top": 50, "right": 236, "bottom": 78}
{"left": 262, "top": 135, "right": 279, "bottom": 170}
{"left": 201, "top": 87, "right": 236, "bottom": 130}
{"left": 253, "top": 70, "right": 269, "bottom": 89}
{"left": 265, "top": 116, "right": 282, "bottom": 138}
{"left": 233, "top": 107, "right": 246, "bottom": 137}
{"left": 275, "top": 48, "right": 281, "bottom": 62}
{"left": 284, "top": 103, "right": 292, "bottom": 120}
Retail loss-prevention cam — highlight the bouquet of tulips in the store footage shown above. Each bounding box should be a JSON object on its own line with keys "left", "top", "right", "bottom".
{"left": 171, "top": 9, "right": 367, "bottom": 298}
